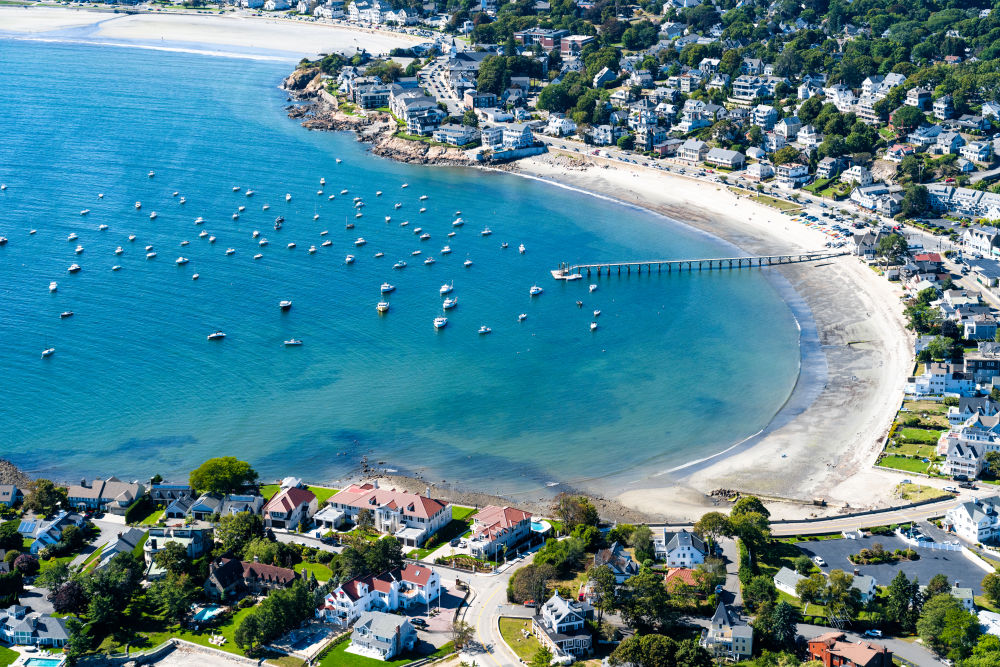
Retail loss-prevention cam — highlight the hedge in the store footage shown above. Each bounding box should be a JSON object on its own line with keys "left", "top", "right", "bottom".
{"left": 124, "top": 495, "right": 155, "bottom": 524}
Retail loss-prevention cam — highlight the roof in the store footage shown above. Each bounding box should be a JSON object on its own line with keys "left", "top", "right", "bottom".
{"left": 661, "top": 528, "right": 707, "bottom": 554}
{"left": 353, "top": 610, "right": 412, "bottom": 647}
{"left": 264, "top": 487, "right": 316, "bottom": 514}
{"left": 472, "top": 505, "right": 531, "bottom": 541}
{"left": 594, "top": 542, "right": 639, "bottom": 577}
{"left": 664, "top": 567, "right": 698, "bottom": 588}
{"left": 809, "top": 631, "right": 891, "bottom": 667}
{"left": 774, "top": 566, "right": 805, "bottom": 591}
{"left": 329, "top": 483, "right": 447, "bottom": 520}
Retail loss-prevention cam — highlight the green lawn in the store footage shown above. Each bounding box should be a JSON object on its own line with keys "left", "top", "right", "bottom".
{"left": 260, "top": 484, "right": 338, "bottom": 504}
{"left": 897, "top": 483, "right": 951, "bottom": 503}
{"left": 294, "top": 561, "right": 333, "bottom": 582}
{"left": 81, "top": 543, "right": 106, "bottom": 569}
{"left": 39, "top": 554, "right": 74, "bottom": 575}
{"left": 897, "top": 427, "right": 945, "bottom": 444}
{"left": 138, "top": 508, "right": 165, "bottom": 526}
{"left": 99, "top": 605, "right": 257, "bottom": 657}
{"left": 757, "top": 540, "right": 806, "bottom": 579}
{"left": 749, "top": 193, "right": 802, "bottom": 211}
{"left": 452, "top": 505, "right": 477, "bottom": 521}
{"left": 902, "top": 400, "right": 948, "bottom": 416}
{"left": 407, "top": 517, "right": 475, "bottom": 560}
{"left": 0, "top": 646, "right": 17, "bottom": 667}
{"left": 318, "top": 638, "right": 451, "bottom": 666}
{"left": 498, "top": 617, "right": 543, "bottom": 661}
{"left": 265, "top": 655, "right": 307, "bottom": 667}
{"left": 878, "top": 455, "right": 935, "bottom": 474}
{"left": 885, "top": 442, "right": 938, "bottom": 458}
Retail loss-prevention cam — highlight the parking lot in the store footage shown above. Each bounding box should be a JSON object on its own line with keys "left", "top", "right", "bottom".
{"left": 794, "top": 535, "right": 985, "bottom": 594}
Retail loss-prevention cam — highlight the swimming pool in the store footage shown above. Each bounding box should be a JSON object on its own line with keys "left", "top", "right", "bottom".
{"left": 190, "top": 604, "right": 224, "bottom": 623}
{"left": 23, "top": 658, "right": 66, "bottom": 667}
{"left": 530, "top": 520, "right": 551, "bottom": 534}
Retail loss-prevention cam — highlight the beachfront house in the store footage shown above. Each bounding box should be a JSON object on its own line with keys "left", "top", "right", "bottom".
{"left": 948, "top": 396, "right": 1000, "bottom": 425}
{"left": 172, "top": 492, "right": 264, "bottom": 521}
{"left": 704, "top": 147, "right": 745, "bottom": 170}
{"left": 468, "top": 506, "right": 532, "bottom": 559}
{"left": 945, "top": 495, "right": 1000, "bottom": 543}
{"left": 532, "top": 593, "right": 594, "bottom": 659}
{"left": 654, "top": 528, "right": 708, "bottom": 566}
{"left": 326, "top": 482, "right": 450, "bottom": 547}
{"left": 905, "top": 362, "right": 975, "bottom": 397}
{"left": 262, "top": 486, "right": 318, "bottom": 530}
{"left": 65, "top": 476, "right": 146, "bottom": 516}
{"left": 315, "top": 563, "right": 440, "bottom": 625}
{"left": 0, "top": 485, "right": 21, "bottom": 508}
{"left": 775, "top": 163, "right": 809, "bottom": 189}
{"left": 350, "top": 611, "right": 417, "bottom": 661}
{"left": 678, "top": 139, "right": 708, "bottom": 163}
{"left": 593, "top": 541, "right": 640, "bottom": 583}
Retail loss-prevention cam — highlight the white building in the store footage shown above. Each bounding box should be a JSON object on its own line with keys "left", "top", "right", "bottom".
{"left": 316, "top": 564, "right": 441, "bottom": 625}
{"left": 532, "top": 593, "right": 593, "bottom": 659}
{"left": 841, "top": 165, "right": 873, "bottom": 187}
{"left": 944, "top": 495, "right": 1000, "bottom": 543}
{"left": 468, "top": 505, "right": 532, "bottom": 559}
{"left": 904, "top": 361, "right": 975, "bottom": 397}
{"left": 327, "top": 482, "right": 451, "bottom": 547}
{"left": 654, "top": 528, "right": 707, "bottom": 566}
{"left": 701, "top": 602, "right": 753, "bottom": 661}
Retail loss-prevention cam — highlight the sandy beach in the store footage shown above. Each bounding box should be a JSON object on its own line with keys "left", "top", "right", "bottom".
{"left": 0, "top": 7, "right": 420, "bottom": 60}
{"left": 509, "top": 152, "right": 913, "bottom": 521}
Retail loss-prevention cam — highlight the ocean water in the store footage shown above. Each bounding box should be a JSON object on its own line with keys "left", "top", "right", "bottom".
{"left": 0, "top": 39, "right": 801, "bottom": 497}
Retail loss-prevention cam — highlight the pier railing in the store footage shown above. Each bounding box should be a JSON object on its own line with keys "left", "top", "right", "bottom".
{"left": 552, "top": 250, "right": 845, "bottom": 278}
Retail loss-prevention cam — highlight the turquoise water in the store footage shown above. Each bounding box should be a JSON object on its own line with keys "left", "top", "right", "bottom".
{"left": 0, "top": 39, "right": 801, "bottom": 497}
{"left": 23, "top": 658, "right": 66, "bottom": 667}
{"left": 191, "top": 604, "right": 224, "bottom": 622}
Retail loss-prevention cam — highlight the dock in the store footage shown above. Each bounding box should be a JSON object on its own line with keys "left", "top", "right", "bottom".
{"left": 551, "top": 250, "right": 845, "bottom": 279}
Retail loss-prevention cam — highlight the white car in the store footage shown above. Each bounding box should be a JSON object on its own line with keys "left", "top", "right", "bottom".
{"left": 812, "top": 556, "right": 826, "bottom": 567}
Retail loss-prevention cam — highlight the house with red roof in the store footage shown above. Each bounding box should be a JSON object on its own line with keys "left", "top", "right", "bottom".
{"left": 468, "top": 505, "right": 532, "bottom": 559}
{"left": 807, "top": 632, "right": 892, "bottom": 667}
{"left": 326, "top": 481, "right": 451, "bottom": 547}
{"left": 263, "top": 487, "right": 318, "bottom": 530}
{"left": 315, "top": 563, "right": 441, "bottom": 625}
{"left": 664, "top": 567, "right": 699, "bottom": 593}
{"left": 204, "top": 558, "right": 298, "bottom": 600}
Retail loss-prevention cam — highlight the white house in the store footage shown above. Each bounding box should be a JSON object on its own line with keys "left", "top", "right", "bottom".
{"left": 701, "top": 602, "right": 753, "bottom": 661}
{"left": 316, "top": 564, "right": 440, "bottom": 626}
{"left": 944, "top": 495, "right": 1000, "bottom": 543}
{"left": 262, "top": 487, "right": 318, "bottom": 530}
{"left": 654, "top": 529, "right": 707, "bottom": 566}
{"left": 774, "top": 567, "right": 806, "bottom": 596}
{"left": 432, "top": 124, "right": 479, "bottom": 146}
{"left": 745, "top": 161, "right": 774, "bottom": 181}
{"left": 841, "top": 165, "right": 873, "bottom": 187}
{"left": 502, "top": 123, "right": 535, "bottom": 149}
{"left": 0, "top": 606, "right": 69, "bottom": 648}
{"left": 905, "top": 361, "right": 975, "bottom": 396}
{"left": 327, "top": 482, "right": 451, "bottom": 547}
{"left": 775, "top": 163, "right": 809, "bottom": 188}
{"left": 468, "top": 505, "right": 532, "bottom": 559}
{"left": 545, "top": 115, "right": 577, "bottom": 137}
{"left": 532, "top": 593, "right": 593, "bottom": 659}
{"left": 349, "top": 611, "right": 416, "bottom": 661}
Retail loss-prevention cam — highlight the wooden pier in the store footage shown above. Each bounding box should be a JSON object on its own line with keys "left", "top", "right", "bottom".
{"left": 551, "top": 251, "right": 845, "bottom": 279}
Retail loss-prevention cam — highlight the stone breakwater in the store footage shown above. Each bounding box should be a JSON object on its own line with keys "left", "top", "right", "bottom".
{"left": 0, "top": 459, "right": 31, "bottom": 487}
{"left": 282, "top": 68, "right": 473, "bottom": 166}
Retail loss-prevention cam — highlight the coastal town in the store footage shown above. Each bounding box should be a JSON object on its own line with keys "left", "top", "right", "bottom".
{"left": 8, "top": 0, "right": 1000, "bottom": 666}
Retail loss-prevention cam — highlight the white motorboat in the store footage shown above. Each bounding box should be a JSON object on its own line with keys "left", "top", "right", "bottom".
{"left": 68, "top": 264, "right": 81, "bottom": 273}
{"left": 279, "top": 300, "right": 292, "bottom": 311}
{"left": 447, "top": 231, "right": 456, "bottom": 237}
{"left": 345, "top": 254, "right": 355, "bottom": 264}
{"left": 529, "top": 285, "right": 543, "bottom": 295}
{"left": 179, "top": 197, "right": 186, "bottom": 204}
{"left": 593, "top": 310, "right": 601, "bottom": 317}
{"left": 317, "top": 190, "right": 323, "bottom": 196}
{"left": 148, "top": 170, "right": 155, "bottom": 178}
{"left": 192, "top": 274, "right": 199, "bottom": 280}
{"left": 314, "top": 214, "right": 320, "bottom": 220}
{"left": 385, "top": 216, "right": 392, "bottom": 223}
{"left": 478, "top": 325, "right": 491, "bottom": 335}
{"left": 590, "top": 322, "right": 598, "bottom": 331}
{"left": 209, "top": 236, "right": 216, "bottom": 244}
{"left": 354, "top": 238, "right": 367, "bottom": 246}
{"left": 176, "top": 257, "right": 189, "bottom": 265}
{"left": 400, "top": 221, "right": 409, "bottom": 227}
{"left": 263, "top": 204, "right": 271, "bottom": 210}
{"left": 376, "top": 301, "right": 390, "bottom": 313}
{"left": 518, "top": 244, "right": 525, "bottom": 254}
{"left": 29, "top": 229, "right": 36, "bottom": 234}
{"left": 80, "top": 209, "right": 90, "bottom": 216}
{"left": 226, "top": 248, "right": 236, "bottom": 255}
{"left": 401, "top": 183, "right": 408, "bottom": 189}
{"left": 74, "top": 245, "right": 84, "bottom": 254}
{"left": 232, "top": 213, "right": 239, "bottom": 220}
{"left": 481, "top": 227, "right": 492, "bottom": 236}
{"left": 284, "top": 338, "right": 303, "bottom": 346}
{"left": 452, "top": 218, "right": 464, "bottom": 227}
{"left": 376, "top": 190, "right": 382, "bottom": 196}
{"left": 589, "top": 284, "right": 598, "bottom": 292}
{"left": 286, "top": 242, "right": 295, "bottom": 249}
{"left": 254, "top": 253, "right": 263, "bottom": 260}
{"left": 98, "top": 224, "right": 108, "bottom": 231}
{"left": 145, "top": 245, "right": 154, "bottom": 251}
{"left": 419, "top": 207, "right": 426, "bottom": 213}
{"left": 246, "top": 190, "right": 254, "bottom": 197}
{"left": 336, "top": 158, "right": 342, "bottom": 164}
{"left": 114, "top": 246, "right": 124, "bottom": 255}
{"left": 67, "top": 233, "right": 78, "bottom": 241}
{"left": 340, "top": 189, "right": 348, "bottom": 195}
{"left": 321, "top": 240, "right": 332, "bottom": 247}
{"left": 441, "top": 246, "right": 452, "bottom": 254}
{"left": 394, "top": 203, "right": 402, "bottom": 209}
{"left": 501, "top": 242, "right": 508, "bottom": 249}
{"left": 440, "top": 282, "right": 453, "bottom": 295}
{"left": 207, "top": 331, "right": 226, "bottom": 340}
{"left": 97, "top": 193, "right": 103, "bottom": 198}
{"left": 433, "top": 316, "right": 447, "bottom": 329}
{"left": 146, "top": 251, "right": 157, "bottom": 259}
{"left": 128, "top": 234, "right": 136, "bottom": 241}
{"left": 150, "top": 211, "right": 157, "bottom": 219}
{"left": 285, "top": 193, "right": 292, "bottom": 201}
{"left": 463, "top": 259, "right": 473, "bottom": 267}
{"left": 111, "top": 264, "right": 122, "bottom": 271}
{"left": 424, "top": 257, "right": 435, "bottom": 265}
{"left": 443, "top": 297, "right": 457, "bottom": 310}
{"left": 413, "top": 228, "right": 422, "bottom": 234}
{"left": 355, "top": 212, "right": 363, "bottom": 219}
{"left": 172, "top": 191, "right": 179, "bottom": 197}
{"left": 41, "top": 348, "right": 55, "bottom": 358}
{"left": 49, "top": 281, "right": 58, "bottom": 292}
{"left": 252, "top": 230, "right": 260, "bottom": 238}
{"left": 180, "top": 240, "right": 189, "bottom": 247}
{"left": 232, "top": 185, "right": 241, "bottom": 192}
{"left": 374, "top": 251, "right": 384, "bottom": 258}
{"left": 411, "top": 250, "right": 422, "bottom": 256}
{"left": 259, "top": 238, "right": 268, "bottom": 246}
{"left": 320, "top": 177, "right": 326, "bottom": 185}
{"left": 308, "top": 246, "right": 317, "bottom": 254}
{"left": 238, "top": 205, "right": 245, "bottom": 212}
{"left": 381, "top": 283, "right": 395, "bottom": 294}
{"left": 135, "top": 201, "right": 142, "bottom": 209}
{"left": 419, "top": 195, "right": 428, "bottom": 201}
{"left": 328, "top": 195, "right": 335, "bottom": 201}
{"left": 564, "top": 273, "right": 582, "bottom": 281}
{"left": 320, "top": 230, "right": 328, "bottom": 236}
{"left": 518, "top": 313, "right": 527, "bottom": 322}
{"left": 195, "top": 217, "right": 205, "bottom": 224}
{"left": 420, "top": 233, "right": 431, "bottom": 241}
{"left": 393, "top": 260, "right": 407, "bottom": 269}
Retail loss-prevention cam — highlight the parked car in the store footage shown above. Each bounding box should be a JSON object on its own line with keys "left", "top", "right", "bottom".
{"left": 411, "top": 618, "right": 428, "bottom": 628}
{"left": 864, "top": 629, "right": 883, "bottom": 638}
{"left": 813, "top": 556, "right": 826, "bottom": 567}
{"left": 449, "top": 538, "right": 461, "bottom": 547}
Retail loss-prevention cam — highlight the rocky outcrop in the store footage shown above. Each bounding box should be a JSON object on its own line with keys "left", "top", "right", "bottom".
{"left": 0, "top": 459, "right": 31, "bottom": 487}
{"left": 281, "top": 67, "right": 324, "bottom": 97}
{"left": 371, "top": 135, "right": 471, "bottom": 165}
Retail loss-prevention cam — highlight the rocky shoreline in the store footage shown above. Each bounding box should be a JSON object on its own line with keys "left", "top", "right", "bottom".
{"left": 282, "top": 68, "right": 474, "bottom": 167}
{"left": 0, "top": 459, "right": 32, "bottom": 488}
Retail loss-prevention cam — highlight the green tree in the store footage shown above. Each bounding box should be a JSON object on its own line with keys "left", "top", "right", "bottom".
{"left": 0, "top": 522, "right": 22, "bottom": 552}
{"left": 796, "top": 572, "right": 827, "bottom": 605}
{"left": 148, "top": 571, "right": 198, "bottom": 622}
{"left": 743, "top": 575, "right": 779, "bottom": 612}
{"left": 693, "top": 512, "right": 731, "bottom": 553}
{"left": 901, "top": 184, "right": 930, "bottom": 218}
{"left": 153, "top": 540, "right": 191, "bottom": 576}
{"left": 215, "top": 511, "right": 263, "bottom": 557}
{"left": 365, "top": 536, "right": 404, "bottom": 574}
{"left": 451, "top": 619, "right": 474, "bottom": 649}
{"left": 756, "top": 600, "right": 798, "bottom": 650}
{"left": 461, "top": 109, "right": 479, "bottom": 127}
{"left": 827, "top": 569, "right": 862, "bottom": 621}
{"left": 589, "top": 564, "right": 617, "bottom": 628}
{"left": 964, "top": 634, "right": 1000, "bottom": 667}
{"left": 609, "top": 633, "right": 678, "bottom": 666}
{"left": 553, "top": 494, "right": 599, "bottom": 531}
{"left": 925, "top": 574, "right": 951, "bottom": 598}
{"left": 771, "top": 146, "right": 801, "bottom": 165}
{"left": 731, "top": 496, "right": 770, "bottom": 519}
{"left": 629, "top": 525, "right": 655, "bottom": 563}
{"left": 530, "top": 646, "right": 554, "bottom": 667}
{"left": 892, "top": 105, "right": 926, "bottom": 133}
{"left": 876, "top": 233, "right": 909, "bottom": 263}
{"left": 22, "top": 479, "right": 66, "bottom": 516}
{"left": 234, "top": 612, "right": 264, "bottom": 653}
{"left": 189, "top": 457, "right": 258, "bottom": 495}
{"left": 918, "top": 593, "right": 977, "bottom": 656}
{"left": 34, "top": 560, "right": 70, "bottom": 591}
{"left": 794, "top": 554, "right": 813, "bottom": 575}
{"left": 507, "top": 563, "right": 555, "bottom": 603}
{"left": 476, "top": 56, "right": 510, "bottom": 95}
{"left": 618, "top": 569, "right": 675, "bottom": 633}
{"left": 798, "top": 96, "right": 824, "bottom": 125}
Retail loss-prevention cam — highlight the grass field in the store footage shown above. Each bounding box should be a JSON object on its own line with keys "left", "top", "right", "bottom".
{"left": 897, "top": 483, "right": 951, "bottom": 503}
{"left": 260, "top": 485, "right": 338, "bottom": 504}
{"left": 885, "top": 442, "right": 938, "bottom": 458}
{"left": 294, "top": 561, "right": 333, "bottom": 582}
{"left": 878, "top": 455, "right": 935, "bottom": 474}
{"left": 318, "top": 639, "right": 451, "bottom": 666}
{"left": 0, "top": 646, "right": 17, "bottom": 667}
{"left": 407, "top": 506, "right": 478, "bottom": 559}
{"left": 897, "top": 427, "right": 945, "bottom": 444}
{"left": 139, "top": 509, "right": 165, "bottom": 525}
{"left": 498, "top": 617, "right": 543, "bottom": 661}
{"left": 98, "top": 605, "right": 256, "bottom": 657}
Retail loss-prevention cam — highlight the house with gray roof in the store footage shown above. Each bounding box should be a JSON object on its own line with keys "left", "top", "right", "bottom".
{"left": 773, "top": 566, "right": 806, "bottom": 596}
{"left": 66, "top": 476, "right": 145, "bottom": 516}
{"left": 18, "top": 511, "right": 86, "bottom": 555}
{"left": 96, "top": 527, "right": 147, "bottom": 571}
{"left": 654, "top": 528, "right": 708, "bottom": 566}
{"left": 944, "top": 495, "right": 1000, "bottom": 543}
{"left": 350, "top": 610, "right": 416, "bottom": 661}
{"left": 532, "top": 592, "right": 593, "bottom": 658}
{"left": 594, "top": 542, "right": 639, "bottom": 584}
{"left": 704, "top": 147, "right": 745, "bottom": 170}
{"left": 0, "top": 485, "right": 20, "bottom": 508}
{"left": 0, "top": 605, "right": 69, "bottom": 647}
{"left": 701, "top": 601, "right": 753, "bottom": 660}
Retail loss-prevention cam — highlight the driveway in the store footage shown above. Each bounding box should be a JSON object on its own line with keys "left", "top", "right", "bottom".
{"left": 795, "top": 535, "right": 984, "bottom": 594}
{"left": 717, "top": 537, "right": 743, "bottom": 609}
{"left": 70, "top": 515, "right": 131, "bottom": 567}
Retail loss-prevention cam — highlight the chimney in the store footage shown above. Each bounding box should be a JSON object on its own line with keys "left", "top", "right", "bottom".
{"left": 373, "top": 479, "right": 379, "bottom": 489}
{"left": 253, "top": 555, "right": 259, "bottom": 562}
{"left": 426, "top": 487, "right": 430, "bottom": 497}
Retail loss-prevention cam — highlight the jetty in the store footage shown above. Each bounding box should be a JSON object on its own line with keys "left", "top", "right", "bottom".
{"left": 551, "top": 250, "right": 845, "bottom": 279}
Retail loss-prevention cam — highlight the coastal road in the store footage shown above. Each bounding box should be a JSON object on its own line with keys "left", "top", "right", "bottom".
{"left": 766, "top": 498, "right": 962, "bottom": 537}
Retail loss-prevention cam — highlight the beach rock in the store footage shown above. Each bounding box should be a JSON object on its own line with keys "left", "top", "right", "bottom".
{"left": 371, "top": 135, "right": 471, "bottom": 166}
{"left": 0, "top": 459, "right": 31, "bottom": 487}
{"left": 282, "top": 67, "right": 322, "bottom": 94}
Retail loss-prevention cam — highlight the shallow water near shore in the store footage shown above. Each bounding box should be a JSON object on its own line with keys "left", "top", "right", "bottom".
{"left": 0, "top": 39, "right": 801, "bottom": 495}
